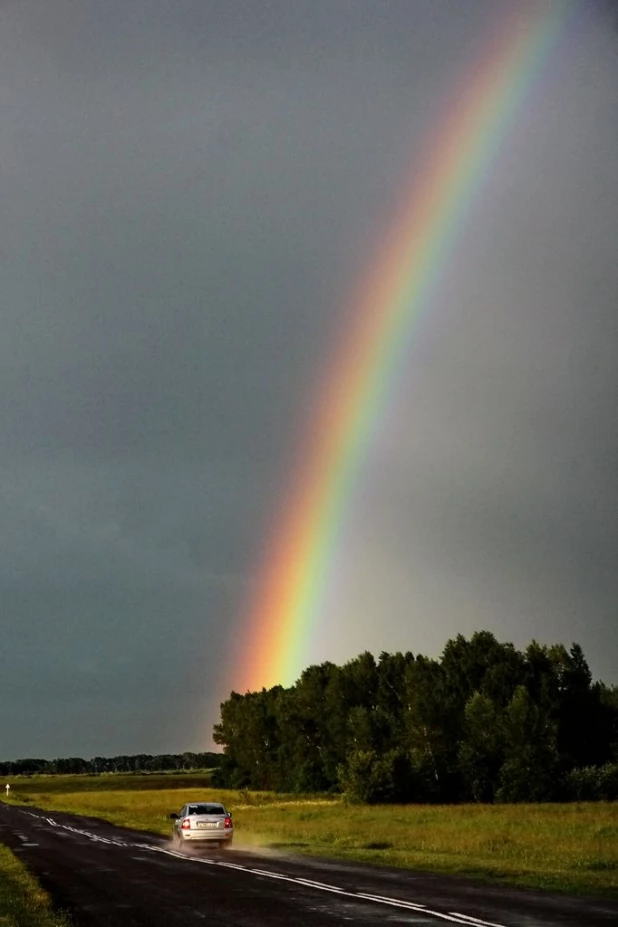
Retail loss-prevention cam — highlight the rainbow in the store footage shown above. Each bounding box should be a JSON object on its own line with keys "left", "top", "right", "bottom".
{"left": 236, "top": 1, "right": 576, "bottom": 692}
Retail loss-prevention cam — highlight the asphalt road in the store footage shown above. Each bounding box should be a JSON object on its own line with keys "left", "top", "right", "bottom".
{"left": 1, "top": 802, "right": 616, "bottom": 927}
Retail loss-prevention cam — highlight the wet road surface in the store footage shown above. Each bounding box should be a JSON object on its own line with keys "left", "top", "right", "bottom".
{"left": 1, "top": 802, "right": 616, "bottom": 926}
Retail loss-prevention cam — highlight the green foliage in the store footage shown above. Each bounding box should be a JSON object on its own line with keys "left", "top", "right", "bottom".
{"left": 337, "top": 749, "right": 413, "bottom": 804}
{"left": 496, "top": 685, "right": 559, "bottom": 803}
{"left": 0, "top": 752, "right": 221, "bottom": 776}
{"left": 337, "top": 749, "right": 376, "bottom": 803}
{"left": 458, "top": 692, "right": 503, "bottom": 802}
{"left": 564, "top": 763, "right": 618, "bottom": 801}
{"left": 213, "top": 634, "right": 616, "bottom": 804}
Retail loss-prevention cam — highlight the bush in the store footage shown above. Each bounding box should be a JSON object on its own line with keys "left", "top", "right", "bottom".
{"left": 292, "top": 759, "right": 331, "bottom": 793}
{"left": 564, "top": 763, "right": 618, "bottom": 801}
{"left": 338, "top": 749, "right": 413, "bottom": 804}
{"left": 496, "top": 747, "right": 559, "bottom": 803}
{"left": 211, "top": 756, "right": 250, "bottom": 789}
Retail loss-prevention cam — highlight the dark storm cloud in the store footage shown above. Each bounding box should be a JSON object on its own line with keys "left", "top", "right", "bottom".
{"left": 1, "top": 0, "right": 616, "bottom": 758}
{"left": 314, "top": 32, "right": 618, "bottom": 682}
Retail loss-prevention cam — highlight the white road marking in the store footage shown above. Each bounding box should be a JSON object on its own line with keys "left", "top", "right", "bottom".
{"left": 448, "top": 915, "right": 507, "bottom": 927}
{"left": 248, "top": 867, "right": 294, "bottom": 879}
{"left": 358, "top": 895, "right": 503, "bottom": 924}
{"left": 15, "top": 808, "right": 509, "bottom": 927}
{"left": 356, "top": 891, "right": 428, "bottom": 911}
{"left": 295, "top": 878, "right": 345, "bottom": 892}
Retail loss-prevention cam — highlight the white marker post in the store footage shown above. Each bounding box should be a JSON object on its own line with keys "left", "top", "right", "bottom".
{"left": 5, "top": 783, "right": 9, "bottom": 797}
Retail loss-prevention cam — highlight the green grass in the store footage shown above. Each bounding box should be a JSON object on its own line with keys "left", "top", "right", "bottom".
{"left": 5, "top": 774, "right": 618, "bottom": 898}
{"left": 232, "top": 799, "right": 618, "bottom": 897}
{"left": 0, "top": 844, "right": 72, "bottom": 927}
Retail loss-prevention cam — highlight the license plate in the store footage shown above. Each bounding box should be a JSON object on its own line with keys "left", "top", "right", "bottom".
{"left": 197, "top": 822, "right": 218, "bottom": 828}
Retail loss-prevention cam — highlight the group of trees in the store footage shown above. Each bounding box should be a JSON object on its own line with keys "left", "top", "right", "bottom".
{"left": 0, "top": 752, "right": 221, "bottom": 777}
{"left": 213, "top": 632, "right": 618, "bottom": 803}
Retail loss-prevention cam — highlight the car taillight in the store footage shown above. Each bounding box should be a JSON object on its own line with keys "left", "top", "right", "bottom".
{"left": 181, "top": 818, "right": 191, "bottom": 830}
{"left": 224, "top": 816, "right": 232, "bottom": 829}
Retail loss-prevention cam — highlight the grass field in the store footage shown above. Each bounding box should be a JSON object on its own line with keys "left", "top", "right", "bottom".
{"left": 0, "top": 843, "right": 72, "bottom": 927}
{"left": 4, "top": 774, "right": 618, "bottom": 898}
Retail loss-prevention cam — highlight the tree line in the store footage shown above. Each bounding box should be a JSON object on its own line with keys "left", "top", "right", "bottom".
{"left": 0, "top": 752, "right": 221, "bottom": 777}
{"left": 213, "top": 632, "right": 618, "bottom": 802}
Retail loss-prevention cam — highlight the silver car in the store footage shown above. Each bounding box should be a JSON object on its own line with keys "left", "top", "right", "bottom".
{"left": 170, "top": 802, "right": 233, "bottom": 848}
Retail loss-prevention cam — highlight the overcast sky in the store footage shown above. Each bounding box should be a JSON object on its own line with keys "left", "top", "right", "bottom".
{"left": 1, "top": 0, "right": 617, "bottom": 759}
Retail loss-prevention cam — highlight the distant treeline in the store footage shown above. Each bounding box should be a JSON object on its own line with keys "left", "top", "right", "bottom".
{"left": 213, "top": 632, "right": 618, "bottom": 803}
{"left": 0, "top": 752, "right": 222, "bottom": 777}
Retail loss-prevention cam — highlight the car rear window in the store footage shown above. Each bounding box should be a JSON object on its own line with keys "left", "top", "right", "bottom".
{"left": 188, "top": 804, "right": 225, "bottom": 815}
